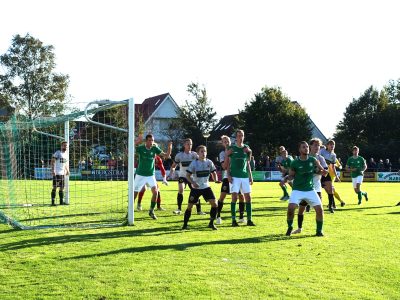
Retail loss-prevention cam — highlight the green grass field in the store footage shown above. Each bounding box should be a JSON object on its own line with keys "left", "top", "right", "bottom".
{"left": 0, "top": 181, "right": 399, "bottom": 299}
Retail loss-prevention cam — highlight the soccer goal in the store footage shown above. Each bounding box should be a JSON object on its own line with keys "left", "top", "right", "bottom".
{"left": 0, "top": 98, "right": 135, "bottom": 229}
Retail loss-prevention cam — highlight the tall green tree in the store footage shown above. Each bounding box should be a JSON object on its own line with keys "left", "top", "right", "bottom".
{"left": 175, "top": 82, "right": 217, "bottom": 146}
{"left": 0, "top": 33, "right": 70, "bottom": 120}
{"left": 334, "top": 84, "right": 400, "bottom": 163}
{"left": 238, "top": 86, "right": 312, "bottom": 157}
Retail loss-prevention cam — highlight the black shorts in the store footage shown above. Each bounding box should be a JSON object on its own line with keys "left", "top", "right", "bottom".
{"left": 188, "top": 187, "right": 215, "bottom": 204}
{"left": 221, "top": 178, "right": 230, "bottom": 193}
{"left": 53, "top": 175, "right": 65, "bottom": 188}
{"left": 321, "top": 173, "right": 332, "bottom": 184}
{"left": 178, "top": 177, "right": 192, "bottom": 189}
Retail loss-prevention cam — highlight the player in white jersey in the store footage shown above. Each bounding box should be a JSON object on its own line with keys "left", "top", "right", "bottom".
{"left": 182, "top": 145, "right": 220, "bottom": 230}
{"left": 216, "top": 135, "right": 245, "bottom": 224}
{"left": 50, "top": 141, "right": 69, "bottom": 206}
{"left": 169, "top": 139, "right": 205, "bottom": 215}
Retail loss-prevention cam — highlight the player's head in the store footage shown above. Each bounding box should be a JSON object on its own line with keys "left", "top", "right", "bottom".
{"left": 298, "top": 141, "right": 309, "bottom": 155}
{"left": 221, "top": 135, "right": 231, "bottom": 147}
{"left": 196, "top": 145, "right": 207, "bottom": 158}
{"left": 183, "top": 138, "right": 193, "bottom": 152}
{"left": 352, "top": 146, "right": 359, "bottom": 156}
{"left": 145, "top": 134, "right": 154, "bottom": 147}
{"left": 279, "top": 146, "right": 286, "bottom": 154}
{"left": 326, "top": 140, "right": 335, "bottom": 151}
{"left": 235, "top": 129, "right": 244, "bottom": 143}
{"left": 309, "top": 138, "right": 322, "bottom": 154}
{"left": 281, "top": 149, "right": 288, "bottom": 158}
{"left": 61, "top": 141, "right": 68, "bottom": 152}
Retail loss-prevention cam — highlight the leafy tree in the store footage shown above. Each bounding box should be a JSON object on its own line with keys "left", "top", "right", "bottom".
{"left": 0, "top": 33, "right": 70, "bottom": 120}
{"left": 175, "top": 82, "right": 217, "bottom": 147}
{"left": 238, "top": 86, "right": 312, "bottom": 157}
{"left": 334, "top": 84, "right": 400, "bottom": 164}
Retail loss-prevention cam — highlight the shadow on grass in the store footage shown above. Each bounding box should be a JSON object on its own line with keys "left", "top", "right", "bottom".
{"left": 64, "top": 234, "right": 311, "bottom": 260}
{"left": 387, "top": 211, "right": 400, "bottom": 214}
{"left": 340, "top": 205, "right": 393, "bottom": 211}
{"left": 0, "top": 226, "right": 183, "bottom": 252}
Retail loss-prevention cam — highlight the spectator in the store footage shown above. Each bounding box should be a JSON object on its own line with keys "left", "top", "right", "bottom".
{"left": 264, "top": 156, "right": 271, "bottom": 170}
{"left": 368, "top": 158, "right": 377, "bottom": 171}
{"left": 87, "top": 157, "right": 93, "bottom": 170}
{"left": 377, "top": 159, "right": 384, "bottom": 171}
{"left": 384, "top": 159, "right": 392, "bottom": 172}
{"left": 107, "top": 157, "right": 116, "bottom": 170}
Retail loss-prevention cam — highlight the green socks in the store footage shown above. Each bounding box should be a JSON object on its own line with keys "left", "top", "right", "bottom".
{"left": 150, "top": 201, "right": 157, "bottom": 210}
{"left": 316, "top": 220, "right": 323, "bottom": 233}
{"left": 281, "top": 185, "right": 288, "bottom": 196}
{"left": 245, "top": 202, "right": 252, "bottom": 221}
{"left": 230, "top": 202, "right": 236, "bottom": 220}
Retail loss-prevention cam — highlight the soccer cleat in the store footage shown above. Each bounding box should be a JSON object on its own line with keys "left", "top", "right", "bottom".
{"left": 291, "top": 228, "right": 303, "bottom": 234}
{"left": 283, "top": 195, "right": 290, "bottom": 201}
{"left": 285, "top": 227, "right": 293, "bottom": 236}
{"left": 329, "top": 207, "right": 335, "bottom": 214}
{"left": 162, "top": 178, "right": 169, "bottom": 186}
{"left": 316, "top": 231, "right": 324, "bottom": 237}
{"left": 280, "top": 195, "right": 286, "bottom": 200}
{"left": 148, "top": 210, "right": 157, "bottom": 220}
{"left": 341, "top": 202, "right": 346, "bottom": 207}
{"left": 364, "top": 192, "right": 368, "bottom": 202}
{"left": 197, "top": 211, "right": 207, "bottom": 215}
{"left": 238, "top": 217, "right": 246, "bottom": 223}
{"left": 136, "top": 204, "right": 143, "bottom": 211}
{"left": 182, "top": 224, "right": 188, "bottom": 230}
{"left": 51, "top": 203, "right": 56, "bottom": 207}
{"left": 156, "top": 206, "right": 166, "bottom": 211}
{"left": 396, "top": 202, "right": 400, "bottom": 206}
{"left": 232, "top": 220, "right": 239, "bottom": 227}
{"left": 208, "top": 222, "right": 218, "bottom": 230}
{"left": 216, "top": 217, "right": 222, "bottom": 225}
{"left": 247, "top": 220, "right": 256, "bottom": 226}
{"left": 173, "top": 209, "right": 181, "bottom": 215}
{"left": 358, "top": 200, "right": 362, "bottom": 205}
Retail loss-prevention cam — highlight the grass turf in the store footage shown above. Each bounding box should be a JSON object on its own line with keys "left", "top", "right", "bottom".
{"left": 0, "top": 181, "right": 399, "bottom": 299}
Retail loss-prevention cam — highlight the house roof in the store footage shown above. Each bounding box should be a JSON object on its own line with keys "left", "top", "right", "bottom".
{"left": 209, "top": 114, "right": 239, "bottom": 140}
{"left": 135, "top": 93, "right": 171, "bottom": 122}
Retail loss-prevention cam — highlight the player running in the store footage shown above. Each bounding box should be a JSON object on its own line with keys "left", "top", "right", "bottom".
{"left": 345, "top": 146, "right": 368, "bottom": 205}
{"left": 182, "top": 145, "right": 220, "bottom": 230}
{"left": 169, "top": 139, "right": 205, "bottom": 215}
{"left": 285, "top": 141, "right": 328, "bottom": 237}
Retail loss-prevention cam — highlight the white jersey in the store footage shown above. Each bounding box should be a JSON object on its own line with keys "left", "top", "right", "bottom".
{"left": 320, "top": 148, "right": 336, "bottom": 165}
{"left": 219, "top": 150, "right": 228, "bottom": 179}
{"left": 52, "top": 150, "right": 68, "bottom": 175}
{"left": 186, "top": 159, "right": 216, "bottom": 189}
{"left": 174, "top": 151, "right": 198, "bottom": 177}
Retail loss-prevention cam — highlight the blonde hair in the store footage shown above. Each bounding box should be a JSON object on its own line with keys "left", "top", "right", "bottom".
{"left": 196, "top": 145, "right": 207, "bottom": 153}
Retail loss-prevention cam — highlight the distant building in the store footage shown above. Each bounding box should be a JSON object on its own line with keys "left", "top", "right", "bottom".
{"left": 135, "top": 93, "right": 180, "bottom": 142}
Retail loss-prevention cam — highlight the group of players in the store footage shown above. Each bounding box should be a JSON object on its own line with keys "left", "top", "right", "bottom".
{"left": 50, "top": 130, "right": 373, "bottom": 236}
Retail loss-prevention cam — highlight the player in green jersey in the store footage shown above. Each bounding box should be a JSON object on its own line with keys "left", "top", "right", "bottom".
{"left": 345, "top": 146, "right": 368, "bottom": 205}
{"left": 134, "top": 134, "right": 172, "bottom": 220}
{"left": 226, "top": 130, "right": 255, "bottom": 227}
{"left": 278, "top": 149, "right": 293, "bottom": 200}
{"left": 285, "top": 141, "right": 328, "bottom": 237}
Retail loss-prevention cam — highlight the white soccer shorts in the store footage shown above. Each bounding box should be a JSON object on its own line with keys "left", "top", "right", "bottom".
{"left": 289, "top": 190, "right": 322, "bottom": 207}
{"left": 134, "top": 174, "right": 157, "bottom": 192}
{"left": 313, "top": 174, "right": 322, "bottom": 192}
{"left": 352, "top": 176, "right": 364, "bottom": 188}
{"left": 231, "top": 177, "right": 251, "bottom": 194}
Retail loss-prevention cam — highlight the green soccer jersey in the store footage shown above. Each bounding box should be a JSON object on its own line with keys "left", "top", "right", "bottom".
{"left": 346, "top": 156, "right": 366, "bottom": 178}
{"left": 290, "top": 156, "right": 317, "bottom": 191}
{"left": 135, "top": 144, "right": 162, "bottom": 176}
{"left": 229, "top": 144, "right": 250, "bottom": 178}
{"left": 281, "top": 156, "right": 294, "bottom": 171}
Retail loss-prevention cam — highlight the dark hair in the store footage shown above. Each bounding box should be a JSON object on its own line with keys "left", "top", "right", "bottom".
{"left": 145, "top": 134, "right": 154, "bottom": 141}
{"left": 298, "top": 141, "right": 308, "bottom": 149}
